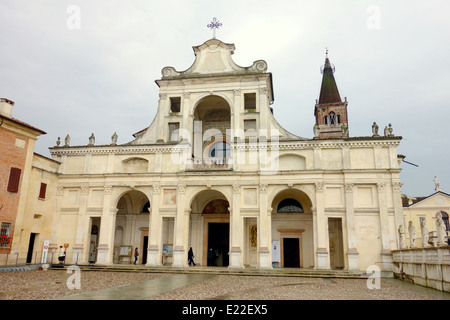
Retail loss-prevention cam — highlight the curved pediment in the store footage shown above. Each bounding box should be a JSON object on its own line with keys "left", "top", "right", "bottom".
{"left": 161, "top": 39, "right": 267, "bottom": 78}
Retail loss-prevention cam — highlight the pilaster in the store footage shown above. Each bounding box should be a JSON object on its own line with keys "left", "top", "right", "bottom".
{"left": 172, "top": 184, "right": 188, "bottom": 267}
{"left": 72, "top": 186, "right": 89, "bottom": 264}
{"left": 344, "top": 183, "right": 359, "bottom": 270}
{"left": 229, "top": 184, "right": 243, "bottom": 268}
{"left": 147, "top": 184, "right": 162, "bottom": 266}
{"left": 95, "top": 186, "right": 116, "bottom": 265}
{"left": 258, "top": 184, "right": 272, "bottom": 269}
{"left": 314, "top": 182, "right": 330, "bottom": 269}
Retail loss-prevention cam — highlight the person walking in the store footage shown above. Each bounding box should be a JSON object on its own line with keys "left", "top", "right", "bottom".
{"left": 188, "top": 247, "right": 196, "bottom": 266}
{"left": 134, "top": 247, "right": 139, "bottom": 265}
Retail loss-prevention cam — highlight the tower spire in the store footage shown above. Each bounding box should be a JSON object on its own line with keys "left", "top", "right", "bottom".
{"left": 319, "top": 51, "right": 341, "bottom": 104}
{"left": 314, "top": 50, "right": 349, "bottom": 139}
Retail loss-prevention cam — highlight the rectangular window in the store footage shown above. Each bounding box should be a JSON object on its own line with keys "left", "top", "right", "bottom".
{"left": 244, "top": 93, "right": 256, "bottom": 110}
{"left": 39, "top": 183, "right": 47, "bottom": 200}
{"left": 0, "top": 222, "right": 12, "bottom": 248}
{"left": 168, "top": 122, "right": 180, "bottom": 142}
{"left": 170, "top": 97, "right": 181, "bottom": 113}
{"left": 7, "top": 167, "right": 21, "bottom": 193}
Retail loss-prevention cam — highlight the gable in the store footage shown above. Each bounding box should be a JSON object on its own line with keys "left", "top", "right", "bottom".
{"left": 406, "top": 192, "right": 450, "bottom": 209}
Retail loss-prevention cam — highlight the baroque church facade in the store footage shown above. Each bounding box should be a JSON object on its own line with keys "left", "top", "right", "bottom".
{"left": 45, "top": 39, "right": 404, "bottom": 272}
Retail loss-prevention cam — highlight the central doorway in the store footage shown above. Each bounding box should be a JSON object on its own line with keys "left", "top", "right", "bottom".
{"left": 283, "top": 238, "right": 300, "bottom": 268}
{"left": 207, "top": 223, "right": 229, "bottom": 266}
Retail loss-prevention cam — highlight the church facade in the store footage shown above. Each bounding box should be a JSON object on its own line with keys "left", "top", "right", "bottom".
{"left": 46, "top": 39, "right": 404, "bottom": 272}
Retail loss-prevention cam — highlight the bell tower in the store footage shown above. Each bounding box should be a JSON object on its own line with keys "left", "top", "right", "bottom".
{"left": 314, "top": 51, "right": 349, "bottom": 139}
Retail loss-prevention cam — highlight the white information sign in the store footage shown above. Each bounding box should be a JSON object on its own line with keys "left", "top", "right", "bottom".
{"left": 41, "top": 240, "right": 50, "bottom": 263}
{"left": 272, "top": 240, "right": 280, "bottom": 262}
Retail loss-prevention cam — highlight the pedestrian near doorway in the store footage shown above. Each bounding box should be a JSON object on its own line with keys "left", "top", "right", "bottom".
{"left": 188, "top": 247, "right": 196, "bottom": 266}
{"left": 58, "top": 246, "right": 65, "bottom": 264}
{"left": 208, "top": 248, "right": 214, "bottom": 266}
{"left": 134, "top": 247, "right": 139, "bottom": 265}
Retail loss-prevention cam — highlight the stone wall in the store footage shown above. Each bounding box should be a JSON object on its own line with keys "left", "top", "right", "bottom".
{"left": 392, "top": 246, "right": 450, "bottom": 292}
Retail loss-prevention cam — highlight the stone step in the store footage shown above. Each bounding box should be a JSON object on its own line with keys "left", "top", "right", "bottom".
{"left": 53, "top": 264, "right": 369, "bottom": 279}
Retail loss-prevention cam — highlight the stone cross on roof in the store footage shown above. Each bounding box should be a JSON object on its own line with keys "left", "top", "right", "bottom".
{"left": 207, "top": 17, "right": 222, "bottom": 39}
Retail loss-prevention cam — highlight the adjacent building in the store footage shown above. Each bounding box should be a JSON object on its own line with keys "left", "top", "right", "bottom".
{"left": 0, "top": 98, "right": 46, "bottom": 257}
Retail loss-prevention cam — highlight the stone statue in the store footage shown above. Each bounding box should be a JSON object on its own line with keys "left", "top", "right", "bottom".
{"left": 111, "top": 132, "right": 118, "bottom": 145}
{"left": 372, "top": 122, "right": 379, "bottom": 136}
{"left": 398, "top": 225, "right": 406, "bottom": 249}
{"left": 420, "top": 219, "right": 430, "bottom": 247}
{"left": 89, "top": 133, "right": 95, "bottom": 145}
{"left": 388, "top": 123, "right": 393, "bottom": 136}
{"left": 384, "top": 126, "right": 389, "bottom": 137}
{"left": 341, "top": 123, "right": 347, "bottom": 134}
{"left": 64, "top": 134, "right": 70, "bottom": 147}
{"left": 408, "top": 221, "right": 416, "bottom": 248}
{"left": 313, "top": 124, "right": 320, "bottom": 138}
{"left": 434, "top": 176, "right": 441, "bottom": 192}
{"left": 436, "top": 211, "right": 447, "bottom": 245}
{"left": 56, "top": 137, "right": 61, "bottom": 147}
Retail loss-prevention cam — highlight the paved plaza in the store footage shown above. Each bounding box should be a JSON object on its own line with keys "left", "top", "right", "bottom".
{"left": 0, "top": 269, "right": 449, "bottom": 301}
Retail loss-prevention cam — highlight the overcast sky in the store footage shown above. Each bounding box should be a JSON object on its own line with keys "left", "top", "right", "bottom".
{"left": 1, "top": 1, "right": 449, "bottom": 197}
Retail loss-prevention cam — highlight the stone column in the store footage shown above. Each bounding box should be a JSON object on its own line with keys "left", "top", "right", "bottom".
{"left": 259, "top": 88, "right": 269, "bottom": 133}
{"left": 190, "top": 213, "right": 203, "bottom": 263}
{"left": 182, "top": 93, "right": 191, "bottom": 134}
{"left": 258, "top": 184, "right": 272, "bottom": 269}
{"left": 72, "top": 186, "right": 89, "bottom": 264}
{"left": 96, "top": 186, "right": 116, "bottom": 265}
{"left": 172, "top": 185, "right": 187, "bottom": 267}
{"left": 229, "top": 184, "right": 242, "bottom": 268}
{"left": 147, "top": 185, "right": 162, "bottom": 266}
{"left": 314, "top": 182, "right": 330, "bottom": 269}
{"left": 377, "top": 182, "right": 393, "bottom": 271}
{"left": 344, "top": 183, "right": 359, "bottom": 270}
{"left": 156, "top": 94, "right": 167, "bottom": 142}
{"left": 392, "top": 181, "right": 404, "bottom": 247}
{"left": 233, "top": 90, "right": 241, "bottom": 132}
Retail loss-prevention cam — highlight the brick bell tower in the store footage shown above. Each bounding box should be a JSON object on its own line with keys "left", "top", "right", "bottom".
{"left": 313, "top": 51, "right": 349, "bottom": 139}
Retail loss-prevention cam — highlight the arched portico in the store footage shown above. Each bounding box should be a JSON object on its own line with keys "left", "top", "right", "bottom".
{"left": 189, "top": 189, "right": 231, "bottom": 267}
{"left": 114, "top": 190, "right": 150, "bottom": 264}
{"left": 270, "top": 188, "right": 314, "bottom": 268}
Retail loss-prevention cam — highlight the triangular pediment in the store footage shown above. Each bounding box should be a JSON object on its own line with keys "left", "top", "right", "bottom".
{"left": 406, "top": 191, "right": 450, "bottom": 209}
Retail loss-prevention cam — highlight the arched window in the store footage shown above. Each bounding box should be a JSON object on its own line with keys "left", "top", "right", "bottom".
{"left": 329, "top": 112, "right": 336, "bottom": 125}
{"left": 277, "top": 198, "right": 303, "bottom": 213}
{"left": 209, "top": 141, "right": 231, "bottom": 158}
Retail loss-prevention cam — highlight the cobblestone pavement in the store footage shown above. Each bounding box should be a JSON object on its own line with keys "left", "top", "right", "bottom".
{"left": 0, "top": 269, "right": 449, "bottom": 300}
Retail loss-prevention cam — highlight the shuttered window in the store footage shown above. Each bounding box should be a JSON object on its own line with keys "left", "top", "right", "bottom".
{"left": 39, "top": 183, "right": 47, "bottom": 199}
{"left": 7, "top": 167, "right": 21, "bottom": 193}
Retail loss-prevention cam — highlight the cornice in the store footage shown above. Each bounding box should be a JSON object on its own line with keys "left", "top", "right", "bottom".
{"left": 49, "top": 136, "right": 401, "bottom": 156}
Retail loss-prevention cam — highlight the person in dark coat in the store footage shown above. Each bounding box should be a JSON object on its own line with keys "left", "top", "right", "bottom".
{"left": 188, "top": 247, "right": 196, "bottom": 266}
{"left": 207, "top": 248, "right": 214, "bottom": 266}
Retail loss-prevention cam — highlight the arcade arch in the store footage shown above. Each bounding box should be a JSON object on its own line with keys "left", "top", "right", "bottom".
{"left": 189, "top": 189, "right": 230, "bottom": 267}
{"left": 271, "top": 188, "right": 313, "bottom": 268}
{"left": 113, "top": 190, "right": 150, "bottom": 264}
